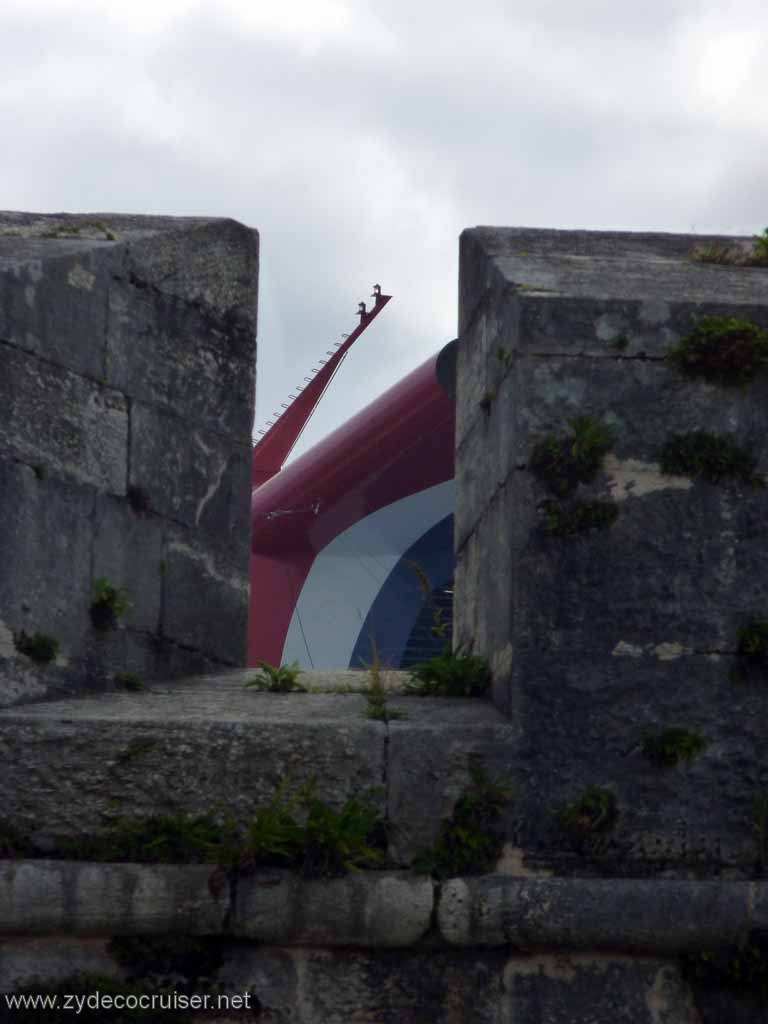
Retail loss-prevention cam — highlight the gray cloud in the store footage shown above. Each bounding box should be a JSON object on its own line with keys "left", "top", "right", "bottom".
{"left": 1, "top": 0, "right": 766, "bottom": 456}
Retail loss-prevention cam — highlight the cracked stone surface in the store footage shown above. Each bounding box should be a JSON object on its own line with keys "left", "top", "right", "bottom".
{"left": 0, "top": 212, "right": 258, "bottom": 707}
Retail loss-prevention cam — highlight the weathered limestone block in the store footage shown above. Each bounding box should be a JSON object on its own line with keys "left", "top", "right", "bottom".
{"left": 0, "top": 461, "right": 93, "bottom": 659}
{"left": 0, "top": 682, "right": 386, "bottom": 844}
{"left": 163, "top": 528, "right": 250, "bottom": 664}
{"left": 129, "top": 402, "right": 252, "bottom": 534}
{"left": 106, "top": 279, "right": 253, "bottom": 439}
{"left": 455, "top": 227, "right": 768, "bottom": 873}
{"left": 387, "top": 700, "right": 519, "bottom": 864}
{"left": 0, "top": 211, "right": 258, "bottom": 704}
{"left": 0, "top": 343, "right": 128, "bottom": 493}
{"left": 92, "top": 494, "right": 164, "bottom": 634}
{"left": 0, "top": 673, "right": 520, "bottom": 868}
{"left": 0, "top": 240, "right": 112, "bottom": 378}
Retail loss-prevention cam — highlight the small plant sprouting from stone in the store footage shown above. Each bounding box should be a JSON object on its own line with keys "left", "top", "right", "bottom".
{"left": 609, "top": 334, "right": 630, "bottom": 351}
{"left": 13, "top": 630, "right": 59, "bottom": 664}
{"left": 738, "top": 622, "right": 768, "bottom": 661}
{"left": 115, "top": 671, "right": 145, "bottom": 692}
{"left": 560, "top": 786, "right": 617, "bottom": 836}
{"left": 60, "top": 812, "right": 229, "bottom": 864}
{"left": 479, "top": 389, "right": 496, "bottom": 413}
{"left": 641, "top": 728, "right": 707, "bottom": 767}
{"left": 41, "top": 220, "right": 118, "bottom": 242}
{"left": 732, "top": 621, "right": 768, "bottom": 683}
{"left": 529, "top": 416, "right": 613, "bottom": 498}
{"left": 690, "top": 228, "right": 768, "bottom": 268}
{"left": 659, "top": 431, "right": 763, "bottom": 487}
{"left": 666, "top": 316, "right": 768, "bottom": 386}
{"left": 406, "top": 647, "right": 491, "bottom": 697}
{"left": 208, "top": 777, "right": 387, "bottom": 892}
{"left": 90, "top": 578, "right": 130, "bottom": 630}
{"left": 413, "top": 763, "right": 512, "bottom": 878}
{"left": 363, "top": 640, "right": 406, "bottom": 721}
{"left": 0, "top": 819, "right": 35, "bottom": 858}
{"left": 407, "top": 560, "right": 450, "bottom": 641}
{"left": 115, "top": 739, "right": 159, "bottom": 764}
{"left": 496, "top": 347, "right": 513, "bottom": 370}
{"left": 538, "top": 498, "right": 619, "bottom": 537}
{"left": 244, "top": 660, "right": 306, "bottom": 693}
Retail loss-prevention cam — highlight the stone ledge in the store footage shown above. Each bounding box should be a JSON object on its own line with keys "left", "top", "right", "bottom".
{"left": 2, "top": 863, "right": 767, "bottom": 954}
{"left": 439, "top": 875, "right": 767, "bottom": 951}
{"left": 0, "top": 674, "right": 513, "bottom": 865}
{"left": 0, "top": 861, "right": 226, "bottom": 936}
{"left": 0, "top": 863, "right": 433, "bottom": 948}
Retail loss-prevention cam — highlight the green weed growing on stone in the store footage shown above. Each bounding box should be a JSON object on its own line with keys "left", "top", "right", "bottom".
{"left": 496, "top": 347, "right": 513, "bottom": 370}
{"left": 2, "top": 783, "right": 387, "bottom": 882}
{"left": 538, "top": 498, "right": 619, "bottom": 537}
{"left": 691, "top": 229, "right": 768, "bottom": 268}
{"left": 13, "top": 630, "right": 59, "bottom": 663}
{"left": 659, "top": 431, "right": 762, "bottom": 486}
{"left": 414, "top": 764, "right": 512, "bottom": 878}
{"left": 732, "top": 621, "right": 768, "bottom": 683}
{"left": 363, "top": 640, "right": 406, "bottom": 721}
{"left": 214, "top": 777, "right": 387, "bottom": 883}
{"left": 641, "top": 728, "right": 707, "bottom": 767}
{"left": 479, "top": 389, "right": 496, "bottom": 413}
{"left": 0, "top": 819, "right": 35, "bottom": 858}
{"left": 244, "top": 660, "right": 306, "bottom": 692}
{"left": 530, "top": 416, "right": 612, "bottom": 497}
{"left": 737, "top": 621, "right": 768, "bottom": 663}
{"left": 41, "top": 220, "right": 117, "bottom": 242}
{"left": 90, "top": 578, "right": 130, "bottom": 630}
{"left": 667, "top": 316, "right": 768, "bottom": 386}
{"left": 407, "top": 561, "right": 450, "bottom": 641}
{"left": 60, "top": 813, "right": 228, "bottom": 864}
{"left": 115, "top": 671, "right": 145, "bottom": 692}
{"left": 115, "top": 739, "right": 158, "bottom": 764}
{"left": 406, "top": 647, "right": 491, "bottom": 697}
{"left": 560, "top": 786, "right": 617, "bottom": 836}
{"left": 300, "top": 787, "right": 386, "bottom": 877}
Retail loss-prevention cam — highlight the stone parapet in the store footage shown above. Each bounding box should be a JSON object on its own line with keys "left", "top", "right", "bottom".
{"left": 455, "top": 227, "right": 768, "bottom": 875}
{"left": 0, "top": 212, "right": 258, "bottom": 706}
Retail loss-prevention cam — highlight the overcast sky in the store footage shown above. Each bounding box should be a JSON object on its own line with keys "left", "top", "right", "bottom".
{"left": 2, "top": 0, "right": 766, "bottom": 459}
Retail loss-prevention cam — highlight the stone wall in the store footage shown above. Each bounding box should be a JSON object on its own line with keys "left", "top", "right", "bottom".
{"left": 4, "top": 862, "right": 763, "bottom": 1023}
{"left": 0, "top": 212, "right": 258, "bottom": 706}
{"left": 455, "top": 227, "right": 768, "bottom": 876}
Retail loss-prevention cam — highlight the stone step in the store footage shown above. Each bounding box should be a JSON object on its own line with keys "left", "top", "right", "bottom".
{"left": 0, "top": 669, "right": 517, "bottom": 866}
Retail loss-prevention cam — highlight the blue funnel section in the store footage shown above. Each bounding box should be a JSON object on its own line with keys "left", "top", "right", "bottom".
{"left": 350, "top": 514, "right": 454, "bottom": 669}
